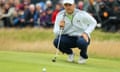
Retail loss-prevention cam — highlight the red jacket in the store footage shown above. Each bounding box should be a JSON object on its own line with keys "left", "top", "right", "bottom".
{"left": 52, "top": 10, "right": 60, "bottom": 24}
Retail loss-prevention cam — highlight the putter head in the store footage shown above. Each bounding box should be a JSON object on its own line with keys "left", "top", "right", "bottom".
{"left": 52, "top": 57, "right": 56, "bottom": 62}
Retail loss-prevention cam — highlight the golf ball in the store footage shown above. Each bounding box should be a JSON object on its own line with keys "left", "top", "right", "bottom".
{"left": 42, "top": 68, "right": 46, "bottom": 72}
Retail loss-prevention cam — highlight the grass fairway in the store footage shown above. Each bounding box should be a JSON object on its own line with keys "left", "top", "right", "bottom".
{"left": 0, "top": 51, "right": 120, "bottom": 72}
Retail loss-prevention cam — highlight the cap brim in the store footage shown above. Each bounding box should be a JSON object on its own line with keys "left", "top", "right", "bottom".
{"left": 63, "top": 1, "right": 74, "bottom": 4}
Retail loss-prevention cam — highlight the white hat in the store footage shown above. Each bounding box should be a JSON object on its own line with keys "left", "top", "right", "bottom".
{"left": 63, "top": 0, "right": 75, "bottom": 4}
{"left": 46, "top": 0, "right": 52, "bottom": 4}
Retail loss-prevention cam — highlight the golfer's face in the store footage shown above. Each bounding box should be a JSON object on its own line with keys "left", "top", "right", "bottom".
{"left": 64, "top": 3, "right": 75, "bottom": 14}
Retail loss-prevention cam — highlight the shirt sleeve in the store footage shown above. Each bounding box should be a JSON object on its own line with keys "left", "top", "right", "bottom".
{"left": 84, "top": 12, "right": 97, "bottom": 36}
{"left": 53, "top": 14, "right": 61, "bottom": 36}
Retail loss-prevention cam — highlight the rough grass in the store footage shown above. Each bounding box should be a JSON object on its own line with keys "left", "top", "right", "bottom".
{"left": 91, "top": 29, "right": 120, "bottom": 41}
{"left": 0, "top": 28, "right": 54, "bottom": 41}
{"left": 0, "top": 28, "right": 120, "bottom": 41}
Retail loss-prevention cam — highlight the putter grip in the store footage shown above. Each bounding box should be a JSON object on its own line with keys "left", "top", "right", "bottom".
{"left": 60, "top": 20, "right": 65, "bottom": 30}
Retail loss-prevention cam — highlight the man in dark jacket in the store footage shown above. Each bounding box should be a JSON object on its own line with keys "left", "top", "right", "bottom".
{"left": 23, "top": 4, "right": 39, "bottom": 27}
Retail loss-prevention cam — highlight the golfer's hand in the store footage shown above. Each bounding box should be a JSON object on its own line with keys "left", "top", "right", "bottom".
{"left": 59, "top": 20, "right": 65, "bottom": 29}
{"left": 81, "top": 33, "right": 89, "bottom": 42}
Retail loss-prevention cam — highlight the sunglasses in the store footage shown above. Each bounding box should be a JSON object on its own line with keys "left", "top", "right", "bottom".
{"left": 64, "top": 4, "right": 72, "bottom": 6}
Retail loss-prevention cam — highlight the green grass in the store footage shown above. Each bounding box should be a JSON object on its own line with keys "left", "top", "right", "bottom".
{"left": 0, "top": 51, "right": 120, "bottom": 72}
{"left": 0, "top": 28, "right": 120, "bottom": 72}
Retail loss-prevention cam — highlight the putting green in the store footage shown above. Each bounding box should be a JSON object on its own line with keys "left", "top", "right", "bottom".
{"left": 0, "top": 51, "right": 120, "bottom": 72}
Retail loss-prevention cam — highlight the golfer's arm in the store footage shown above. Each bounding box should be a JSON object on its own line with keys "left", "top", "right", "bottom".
{"left": 84, "top": 13, "right": 97, "bottom": 35}
{"left": 53, "top": 15, "right": 61, "bottom": 36}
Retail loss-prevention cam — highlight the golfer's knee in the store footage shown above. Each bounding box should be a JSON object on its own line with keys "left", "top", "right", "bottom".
{"left": 77, "top": 37, "right": 88, "bottom": 48}
{"left": 53, "top": 38, "right": 64, "bottom": 52}
{"left": 53, "top": 38, "right": 64, "bottom": 47}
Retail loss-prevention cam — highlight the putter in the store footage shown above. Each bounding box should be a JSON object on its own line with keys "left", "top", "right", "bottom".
{"left": 52, "top": 28, "right": 63, "bottom": 62}
{"left": 52, "top": 14, "right": 65, "bottom": 62}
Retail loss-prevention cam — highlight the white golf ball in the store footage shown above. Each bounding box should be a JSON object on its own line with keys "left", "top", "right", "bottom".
{"left": 42, "top": 68, "right": 46, "bottom": 72}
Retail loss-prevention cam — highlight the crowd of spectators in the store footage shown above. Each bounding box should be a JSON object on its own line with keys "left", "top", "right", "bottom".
{"left": 0, "top": 0, "right": 120, "bottom": 32}
{"left": 86, "top": 0, "right": 120, "bottom": 32}
{"left": 0, "top": 0, "right": 63, "bottom": 28}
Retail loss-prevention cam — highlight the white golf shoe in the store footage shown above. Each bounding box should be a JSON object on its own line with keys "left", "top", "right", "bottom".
{"left": 67, "top": 54, "right": 74, "bottom": 62}
{"left": 78, "top": 56, "right": 87, "bottom": 64}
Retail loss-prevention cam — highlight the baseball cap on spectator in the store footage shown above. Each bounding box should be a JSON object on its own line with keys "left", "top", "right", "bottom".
{"left": 63, "top": 0, "right": 75, "bottom": 4}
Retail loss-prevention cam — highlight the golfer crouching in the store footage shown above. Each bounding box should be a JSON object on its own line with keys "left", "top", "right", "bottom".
{"left": 53, "top": 0, "right": 97, "bottom": 64}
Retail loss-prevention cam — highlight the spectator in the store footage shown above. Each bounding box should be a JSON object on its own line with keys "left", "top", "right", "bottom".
{"left": 35, "top": 3, "right": 42, "bottom": 27}
{"left": 36, "top": 3, "right": 42, "bottom": 13}
{"left": 40, "top": 11, "right": 47, "bottom": 27}
{"left": 23, "top": 4, "right": 39, "bottom": 27}
{"left": 95, "top": 0, "right": 103, "bottom": 12}
{"left": 103, "top": 0, "right": 108, "bottom": 5}
{"left": 77, "top": 1, "right": 84, "bottom": 10}
{"left": 22, "top": 0, "right": 31, "bottom": 5}
{"left": 41, "top": 0, "right": 53, "bottom": 28}
{"left": 39, "top": 1, "right": 46, "bottom": 11}
{"left": 45, "top": 0, "right": 53, "bottom": 11}
{"left": 0, "top": 2, "right": 15, "bottom": 27}
{"left": 45, "top": 8, "right": 53, "bottom": 28}
{"left": 98, "top": 2, "right": 110, "bottom": 31}
{"left": 87, "top": 0, "right": 110, "bottom": 24}
{"left": 105, "top": 4, "right": 120, "bottom": 32}
{"left": 8, "top": 0, "right": 14, "bottom": 7}
{"left": 14, "top": 0, "right": 22, "bottom": 11}
{"left": 99, "top": 2, "right": 110, "bottom": 21}
{"left": 40, "top": 9, "right": 53, "bottom": 28}
{"left": 52, "top": 3, "right": 62, "bottom": 25}
{"left": 23, "top": 2, "right": 29, "bottom": 10}
{"left": 107, "top": 0, "right": 117, "bottom": 10}
{"left": 12, "top": 8, "right": 25, "bottom": 28}
{"left": 117, "top": 0, "right": 120, "bottom": 5}
{"left": 0, "top": 0, "right": 120, "bottom": 31}
{"left": 0, "top": 0, "right": 5, "bottom": 7}
{"left": 87, "top": 0, "right": 98, "bottom": 22}
{"left": 0, "top": 0, "right": 5, "bottom": 27}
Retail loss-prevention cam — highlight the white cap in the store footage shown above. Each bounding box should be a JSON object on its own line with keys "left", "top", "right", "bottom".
{"left": 63, "top": 0, "right": 75, "bottom": 4}
{"left": 46, "top": 0, "right": 52, "bottom": 4}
